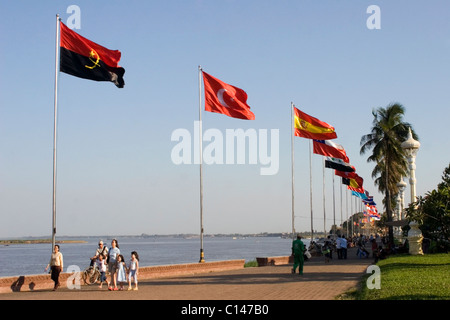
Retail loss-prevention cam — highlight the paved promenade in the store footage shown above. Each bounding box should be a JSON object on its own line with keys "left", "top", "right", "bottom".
{"left": 1, "top": 247, "right": 372, "bottom": 301}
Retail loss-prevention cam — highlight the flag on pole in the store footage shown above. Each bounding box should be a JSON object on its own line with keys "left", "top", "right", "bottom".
{"left": 363, "top": 196, "right": 377, "bottom": 206}
{"left": 350, "top": 173, "right": 364, "bottom": 189}
{"left": 349, "top": 177, "right": 361, "bottom": 189}
{"left": 366, "top": 204, "right": 380, "bottom": 220}
{"left": 351, "top": 190, "right": 368, "bottom": 199}
{"left": 336, "top": 171, "right": 363, "bottom": 189}
{"left": 313, "top": 139, "right": 349, "bottom": 163}
{"left": 366, "top": 204, "right": 379, "bottom": 215}
{"left": 349, "top": 185, "right": 365, "bottom": 193}
{"left": 293, "top": 107, "right": 337, "bottom": 140}
{"left": 59, "top": 22, "right": 125, "bottom": 88}
{"left": 347, "top": 172, "right": 365, "bottom": 195}
{"left": 335, "top": 169, "right": 356, "bottom": 179}
{"left": 202, "top": 71, "right": 255, "bottom": 120}
{"left": 324, "top": 157, "right": 354, "bottom": 172}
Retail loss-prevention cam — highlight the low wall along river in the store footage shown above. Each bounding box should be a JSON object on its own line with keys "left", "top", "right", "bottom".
{"left": 0, "top": 259, "right": 247, "bottom": 293}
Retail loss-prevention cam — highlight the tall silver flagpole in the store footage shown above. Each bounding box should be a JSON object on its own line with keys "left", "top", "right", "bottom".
{"left": 198, "top": 65, "right": 205, "bottom": 263}
{"left": 340, "top": 179, "right": 343, "bottom": 231}
{"left": 323, "top": 157, "right": 326, "bottom": 238}
{"left": 291, "top": 102, "right": 295, "bottom": 239}
{"left": 51, "top": 14, "right": 61, "bottom": 251}
{"left": 350, "top": 192, "right": 353, "bottom": 234}
{"left": 346, "top": 184, "right": 349, "bottom": 236}
{"left": 354, "top": 194, "right": 356, "bottom": 235}
{"left": 309, "top": 140, "right": 313, "bottom": 241}
{"left": 350, "top": 192, "right": 353, "bottom": 236}
{"left": 332, "top": 171, "right": 336, "bottom": 235}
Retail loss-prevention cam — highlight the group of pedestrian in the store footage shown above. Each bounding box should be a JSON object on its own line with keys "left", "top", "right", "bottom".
{"left": 90, "top": 239, "right": 140, "bottom": 291}
{"left": 45, "top": 238, "right": 140, "bottom": 291}
{"left": 291, "top": 234, "right": 344, "bottom": 273}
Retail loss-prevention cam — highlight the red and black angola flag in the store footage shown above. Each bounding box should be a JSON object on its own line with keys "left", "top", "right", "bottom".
{"left": 59, "top": 22, "right": 125, "bottom": 88}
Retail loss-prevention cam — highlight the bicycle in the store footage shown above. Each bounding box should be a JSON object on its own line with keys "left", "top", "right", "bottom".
{"left": 82, "top": 265, "right": 100, "bottom": 285}
{"left": 356, "top": 246, "right": 369, "bottom": 259}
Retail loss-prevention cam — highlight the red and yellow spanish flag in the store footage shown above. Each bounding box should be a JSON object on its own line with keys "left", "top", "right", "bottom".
{"left": 59, "top": 22, "right": 125, "bottom": 88}
{"left": 293, "top": 107, "right": 337, "bottom": 140}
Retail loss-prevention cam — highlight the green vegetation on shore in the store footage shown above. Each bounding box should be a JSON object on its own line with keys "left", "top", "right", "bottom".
{"left": 341, "top": 253, "right": 450, "bottom": 300}
{"left": 244, "top": 260, "right": 258, "bottom": 268}
{"left": 0, "top": 239, "right": 87, "bottom": 245}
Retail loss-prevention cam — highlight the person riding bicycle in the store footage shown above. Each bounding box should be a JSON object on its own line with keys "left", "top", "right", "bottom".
{"left": 356, "top": 243, "right": 370, "bottom": 258}
{"left": 90, "top": 240, "right": 109, "bottom": 268}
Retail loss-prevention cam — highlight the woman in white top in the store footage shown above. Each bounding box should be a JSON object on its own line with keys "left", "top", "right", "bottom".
{"left": 108, "top": 239, "right": 120, "bottom": 291}
{"left": 45, "top": 244, "right": 63, "bottom": 291}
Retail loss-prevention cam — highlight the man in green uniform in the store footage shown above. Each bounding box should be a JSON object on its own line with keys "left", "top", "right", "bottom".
{"left": 291, "top": 234, "right": 305, "bottom": 275}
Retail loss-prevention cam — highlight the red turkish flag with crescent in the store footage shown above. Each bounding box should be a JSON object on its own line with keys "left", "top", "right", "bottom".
{"left": 202, "top": 71, "right": 255, "bottom": 120}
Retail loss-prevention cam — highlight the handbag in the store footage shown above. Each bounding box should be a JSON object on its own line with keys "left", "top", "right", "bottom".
{"left": 305, "top": 250, "right": 312, "bottom": 259}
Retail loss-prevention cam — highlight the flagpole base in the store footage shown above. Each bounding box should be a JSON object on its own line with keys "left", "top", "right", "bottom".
{"left": 199, "top": 249, "right": 205, "bottom": 263}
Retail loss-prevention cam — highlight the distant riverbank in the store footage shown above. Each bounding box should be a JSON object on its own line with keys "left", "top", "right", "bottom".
{"left": 0, "top": 239, "right": 87, "bottom": 245}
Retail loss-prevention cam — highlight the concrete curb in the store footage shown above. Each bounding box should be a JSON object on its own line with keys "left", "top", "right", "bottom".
{"left": 256, "top": 256, "right": 293, "bottom": 266}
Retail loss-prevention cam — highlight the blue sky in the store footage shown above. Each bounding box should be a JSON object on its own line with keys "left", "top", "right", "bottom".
{"left": 1, "top": 1, "right": 449, "bottom": 238}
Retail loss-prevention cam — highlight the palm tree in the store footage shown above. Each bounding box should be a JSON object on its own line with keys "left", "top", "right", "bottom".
{"left": 360, "top": 103, "right": 418, "bottom": 244}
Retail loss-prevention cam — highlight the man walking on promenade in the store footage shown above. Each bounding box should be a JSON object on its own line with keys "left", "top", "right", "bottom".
{"left": 291, "top": 234, "right": 305, "bottom": 276}
{"left": 341, "top": 235, "right": 348, "bottom": 259}
{"left": 336, "top": 235, "right": 342, "bottom": 259}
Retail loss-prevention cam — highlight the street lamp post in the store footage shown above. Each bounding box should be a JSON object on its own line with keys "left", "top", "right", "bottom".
{"left": 401, "top": 128, "right": 423, "bottom": 255}
{"left": 396, "top": 178, "right": 407, "bottom": 238}
{"left": 397, "top": 178, "right": 407, "bottom": 220}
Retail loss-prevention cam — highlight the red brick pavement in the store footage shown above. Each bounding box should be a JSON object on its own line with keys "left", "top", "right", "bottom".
{"left": 1, "top": 247, "right": 373, "bottom": 301}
